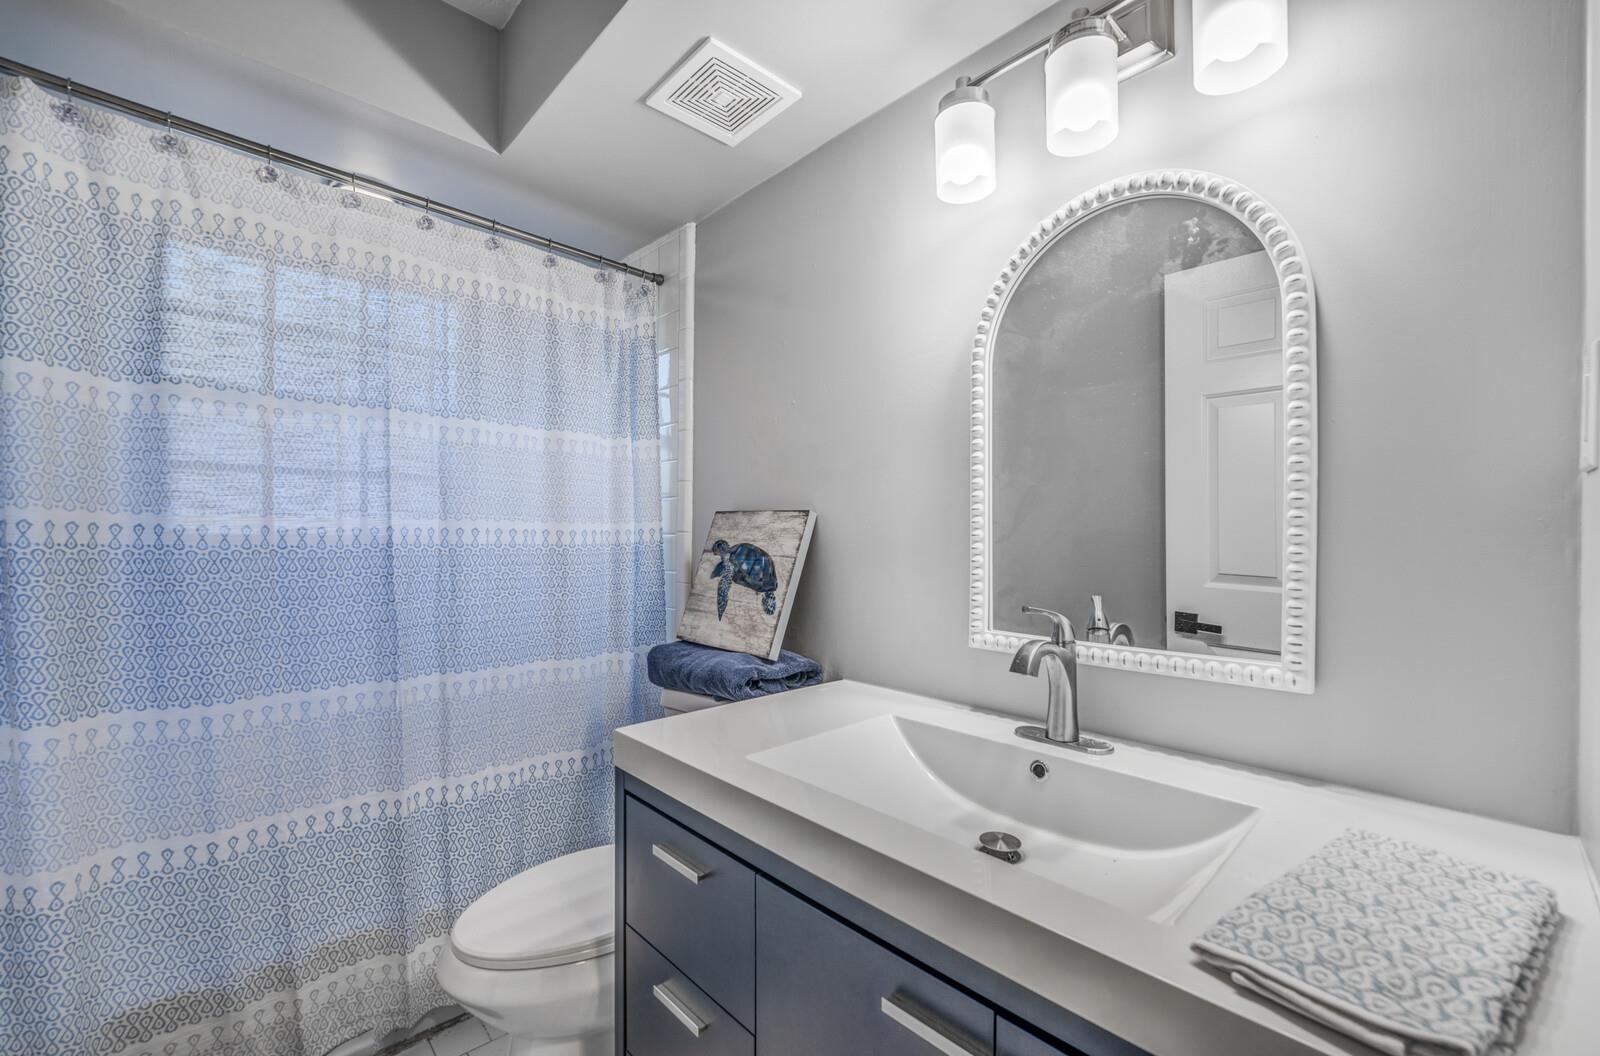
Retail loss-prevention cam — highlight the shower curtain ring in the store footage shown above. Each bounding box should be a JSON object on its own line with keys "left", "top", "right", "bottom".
{"left": 257, "top": 145, "right": 280, "bottom": 183}
{"left": 53, "top": 78, "right": 83, "bottom": 124}
{"left": 417, "top": 197, "right": 435, "bottom": 231}
{"left": 155, "top": 110, "right": 180, "bottom": 152}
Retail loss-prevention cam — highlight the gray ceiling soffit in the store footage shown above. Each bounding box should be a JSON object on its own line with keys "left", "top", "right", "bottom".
{"left": 441, "top": 0, "right": 525, "bottom": 30}
{"left": 106, "top": 0, "right": 504, "bottom": 150}
{"left": 498, "top": 0, "right": 629, "bottom": 151}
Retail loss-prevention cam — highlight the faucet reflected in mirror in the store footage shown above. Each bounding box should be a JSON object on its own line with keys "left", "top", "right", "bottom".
{"left": 1010, "top": 605, "right": 1115, "bottom": 755}
{"left": 1086, "top": 593, "right": 1135, "bottom": 645}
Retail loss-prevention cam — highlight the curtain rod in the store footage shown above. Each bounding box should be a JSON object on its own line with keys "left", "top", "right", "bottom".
{"left": 0, "top": 55, "right": 666, "bottom": 286}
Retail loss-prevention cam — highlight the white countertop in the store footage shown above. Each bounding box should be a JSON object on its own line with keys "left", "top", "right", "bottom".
{"left": 614, "top": 680, "right": 1600, "bottom": 1056}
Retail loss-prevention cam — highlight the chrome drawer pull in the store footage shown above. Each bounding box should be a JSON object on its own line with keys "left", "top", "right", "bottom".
{"left": 651, "top": 842, "right": 710, "bottom": 884}
{"left": 880, "top": 993, "right": 991, "bottom": 1056}
{"left": 652, "top": 980, "right": 709, "bottom": 1037}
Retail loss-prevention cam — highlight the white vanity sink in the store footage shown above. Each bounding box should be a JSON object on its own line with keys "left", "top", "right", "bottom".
{"left": 617, "top": 681, "right": 1600, "bottom": 1056}
{"left": 748, "top": 714, "right": 1259, "bottom": 923}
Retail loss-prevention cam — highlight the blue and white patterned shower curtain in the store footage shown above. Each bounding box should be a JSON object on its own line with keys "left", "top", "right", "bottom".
{"left": 0, "top": 76, "right": 665, "bottom": 1055}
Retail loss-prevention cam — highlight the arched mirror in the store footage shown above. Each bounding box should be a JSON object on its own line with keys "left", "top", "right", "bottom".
{"left": 969, "top": 172, "right": 1317, "bottom": 692}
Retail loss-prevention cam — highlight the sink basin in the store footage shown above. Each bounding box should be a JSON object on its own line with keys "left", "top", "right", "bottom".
{"left": 748, "top": 715, "right": 1258, "bottom": 923}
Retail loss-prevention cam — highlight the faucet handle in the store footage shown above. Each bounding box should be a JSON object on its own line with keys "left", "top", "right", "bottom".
{"left": 1021, "top": 605, "right": 1076, "bottom": 647}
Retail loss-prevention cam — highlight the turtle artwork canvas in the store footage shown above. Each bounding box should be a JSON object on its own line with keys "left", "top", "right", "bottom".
{"left": 678, "top": 510, "right": 817, "bottom": 661}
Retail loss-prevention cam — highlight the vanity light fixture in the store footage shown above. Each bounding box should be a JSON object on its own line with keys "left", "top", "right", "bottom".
{"left": 1043, "top": 11, "right": 1126, "bottom": 157}
{"left": 935, "top": 77, "right": 997, "bottom": 203}
{"left": 934, "top": 0, "right": 1176, "bottom": 203}
{"left": 1192, "top": 0, "right": 1288, "bottom": 95}
{"left": 932, "top": 0, "right": 1292, "bottom": 203}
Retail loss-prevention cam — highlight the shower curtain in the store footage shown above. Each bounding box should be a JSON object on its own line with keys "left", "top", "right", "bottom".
{"left": 0, "top": 75, "right": 665, "bottom": 1055}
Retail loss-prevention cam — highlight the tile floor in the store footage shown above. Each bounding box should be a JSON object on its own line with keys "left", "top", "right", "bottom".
{"left": 395, "top": 1015, "right": 505, "bottom": 1056}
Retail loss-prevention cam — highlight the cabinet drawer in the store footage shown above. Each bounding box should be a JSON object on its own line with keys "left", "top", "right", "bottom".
{"left": 756, "top": 877, "right": 995, "bottom": 1056}
{"left": 625, "top": 927, "right": 753, "bottom": 1056}
{"left": 623, "top": 796, "right": 755, "bottom": 1028}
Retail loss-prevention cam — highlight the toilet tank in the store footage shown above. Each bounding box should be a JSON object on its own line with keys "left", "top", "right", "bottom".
{"left": 661, "top": 689, "right": 725, "bottom": 716}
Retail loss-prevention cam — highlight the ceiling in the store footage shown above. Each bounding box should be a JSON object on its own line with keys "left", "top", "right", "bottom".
{"left": 440, "top": 0, "right": 523, "bottom": 30}
{"left": 499, "top": 0, "right": 1062, "bottom": 246}
{"left": 101, "top": 0, "right": 1066, "bottom": 252}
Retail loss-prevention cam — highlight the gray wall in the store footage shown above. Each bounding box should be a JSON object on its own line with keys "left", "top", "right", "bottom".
{"left": 1583, "top": 385, "right": 1599, "bottom": 864}
{"left": 1, "top": 0, "right": 641, "bottom": 256}
{"left": 695, "top": 0, "right": 1584, "bottom": 830}
{"left": 1583, "top": 0, "right": 1600, "bottom": 874}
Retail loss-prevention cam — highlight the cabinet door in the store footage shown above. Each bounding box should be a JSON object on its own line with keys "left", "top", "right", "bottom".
{"left": 997, "top": 1018, "right": 1081, "bottom": 1056}
{"left": 756, "top": 878, "right": 994, "bottom": 1056}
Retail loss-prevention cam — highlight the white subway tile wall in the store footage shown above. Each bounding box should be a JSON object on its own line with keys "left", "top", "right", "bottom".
{"left": 627, "top": 224, "right": 697, "bottom": 630}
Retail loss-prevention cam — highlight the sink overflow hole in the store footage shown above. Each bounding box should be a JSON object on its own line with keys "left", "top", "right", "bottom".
{"left": 1029, "top": 759, "right": 1049, "bottom": 781}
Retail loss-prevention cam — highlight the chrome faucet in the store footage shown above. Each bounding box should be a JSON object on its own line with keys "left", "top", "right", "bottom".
{"left": 1010, "top": 606, "right": 1113, "bottom": 755}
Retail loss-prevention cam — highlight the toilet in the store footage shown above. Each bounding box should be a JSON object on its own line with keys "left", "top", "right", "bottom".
{"left": 660, "top": 688, "right": 724, "bottom": 715}
{"left": 436, "top": 690, "right": 720, "bottom": 1054}
{"left": 436, "top": 845, "right": 616, "bottom": 1056}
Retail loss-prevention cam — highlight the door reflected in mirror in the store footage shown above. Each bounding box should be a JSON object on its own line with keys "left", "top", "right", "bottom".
{"left": 990, "top": 196, "right": 1284, "bottom": 659}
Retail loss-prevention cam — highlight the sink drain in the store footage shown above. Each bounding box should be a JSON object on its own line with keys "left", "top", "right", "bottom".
{"left": 977, "top": 830, "right": 1022, "bottom": 864}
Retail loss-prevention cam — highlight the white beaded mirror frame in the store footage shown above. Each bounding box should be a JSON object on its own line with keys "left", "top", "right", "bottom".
{"left": 968, "top": 171, "right": 1317, "bottom": 693}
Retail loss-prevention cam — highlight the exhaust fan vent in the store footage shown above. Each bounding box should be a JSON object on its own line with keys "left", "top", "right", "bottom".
{"left": 646, "top": 38, "right": 801, "bottom": 146}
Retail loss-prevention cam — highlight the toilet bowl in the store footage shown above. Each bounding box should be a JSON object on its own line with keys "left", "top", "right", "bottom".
{"left": 436, "top": 844, "right": 616, "bottom": 1056}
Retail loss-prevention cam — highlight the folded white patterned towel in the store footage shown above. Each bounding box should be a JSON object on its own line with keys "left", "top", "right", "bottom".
{"left": 1192, "top": 830, "right": 1559, "bottom": 1056}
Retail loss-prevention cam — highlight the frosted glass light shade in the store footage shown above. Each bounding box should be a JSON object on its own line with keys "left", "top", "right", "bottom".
{"left": 934, "top": 84, "right": 996, "bottom": 204}
{"left": 1193, "top": 0, "right": 1288, "bottom": 95}
{"left": 1043, "top": 30, "right": 1119, "bottom": 157}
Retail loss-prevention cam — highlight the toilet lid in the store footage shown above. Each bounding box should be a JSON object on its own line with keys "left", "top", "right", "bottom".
{"left": 449, "top": 844, "right": 614, "bottom": 971}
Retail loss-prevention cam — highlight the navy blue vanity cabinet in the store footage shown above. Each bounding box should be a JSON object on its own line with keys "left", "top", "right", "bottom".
{"left": 755, "top": 876, "right": 995, "bottom": 1055}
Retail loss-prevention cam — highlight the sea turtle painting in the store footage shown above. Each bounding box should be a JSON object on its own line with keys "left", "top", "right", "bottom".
{"left": 679, "top": 511, "right": 815, "bottom": 659}
{"left": 710, "top": 539, "right": 778, "bottom": 619}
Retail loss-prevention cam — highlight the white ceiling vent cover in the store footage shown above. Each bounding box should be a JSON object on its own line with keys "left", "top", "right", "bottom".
{"left": 646, "top": 37, "right": 801, "bottom": 147}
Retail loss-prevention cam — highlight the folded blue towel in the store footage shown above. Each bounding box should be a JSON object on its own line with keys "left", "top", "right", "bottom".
{"left": 647, "top": 640, "right": 822, "bottom": 702}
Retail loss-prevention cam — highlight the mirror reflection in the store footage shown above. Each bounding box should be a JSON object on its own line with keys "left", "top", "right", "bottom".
{"left": 991, "top": 197, "right": 1284, "bottom": 659}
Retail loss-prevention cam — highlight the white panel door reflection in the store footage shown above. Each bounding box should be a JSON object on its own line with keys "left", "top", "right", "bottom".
{"left": 1164, "top": 251, "right": 1284, "bottom": 657}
